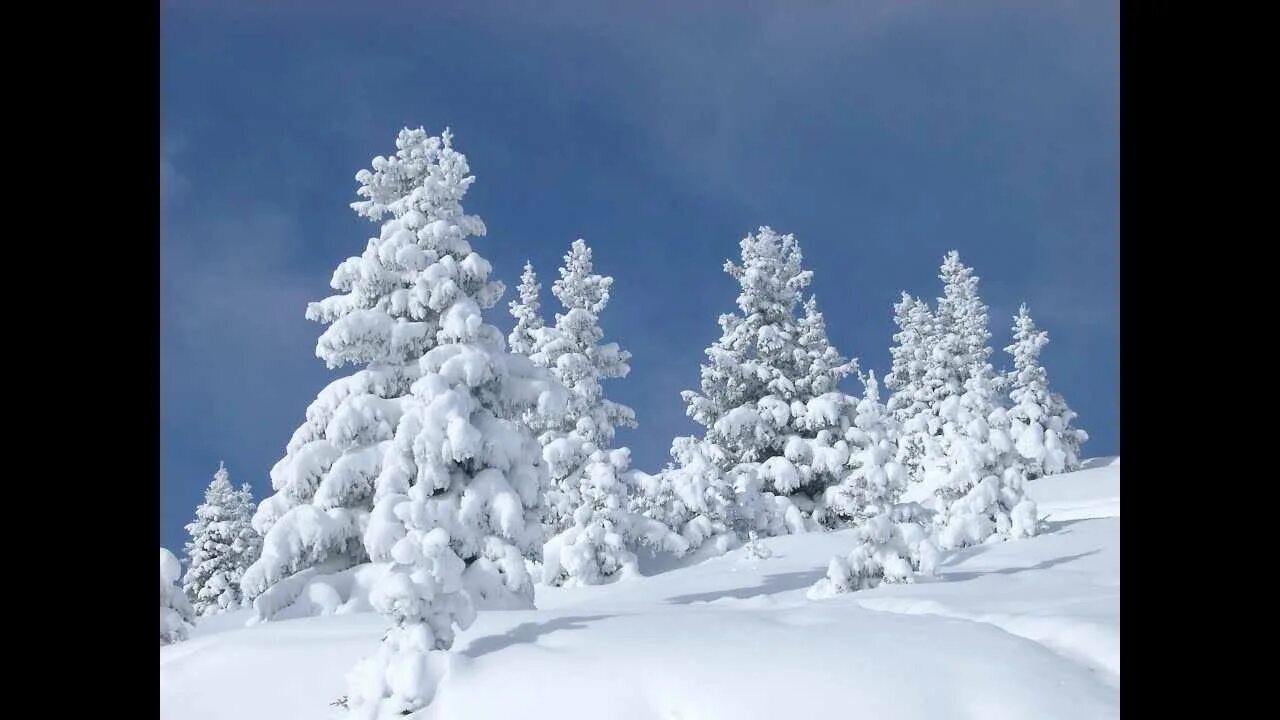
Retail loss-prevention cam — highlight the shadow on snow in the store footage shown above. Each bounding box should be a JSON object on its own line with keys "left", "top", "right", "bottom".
{"left": 938, "top": 550, "right": 1101, "bottom": 583}
{"left": 462, "top": 615, "right": 616, "bottom": 658}
{"left": 663, "top": 569, "right": 828, "bottom": 605}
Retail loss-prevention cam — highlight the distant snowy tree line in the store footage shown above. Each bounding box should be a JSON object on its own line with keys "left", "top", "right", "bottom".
{"left": 158, "top": 125, "right": 1088, "bottom": 718}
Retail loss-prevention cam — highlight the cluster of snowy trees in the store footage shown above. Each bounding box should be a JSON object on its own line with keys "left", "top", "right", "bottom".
{"left": 160, "top": 461, "right": 261, "bottom": 644}
{"left": 810, "top": 253, "right": 1089, "bottom": 596}
{"left": 159, "top": 124, "right": 1087, "bottom": 717}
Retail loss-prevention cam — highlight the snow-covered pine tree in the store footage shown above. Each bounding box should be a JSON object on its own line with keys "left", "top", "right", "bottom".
{"left": 821, "top": 371, "right": 908, "bottom": 525}
{"left": 884, "top": 292, "right": 940, "bottom": 480}
{"left": 807, "top": 504, "right": 940, "bottom": 598}
{"left": 936, "top": 250, "right": 993, "bottom": 385}
{"left": 808, "top": 372, "right": 937, "bottom": 597}
{"left": 183, "top": 462, "right": 261, "bottom": 616}
{"left": 529, "top": 240, "right": 637, "bottom": 536}
{"left": 780, "top": 295, "right": 867, "bottom": 528}
{"left": 679, "top": 228, "right": 814, "bottom": 471}
{"left": 507, "top": 261, "right": 544, "bottom": 356}
{"left": 916, "top": 252, "right": 1038, "bottom": 550}
{"left": 521, "top": 241, "right": 682, "bottom": 587}
{"left": 631, "top": 436, "right": 741, "bottom": 554}
{"left": 646, "top": 227, "right": 848, "bottom": 551}
{"left": 795, "top": 296, "right": 857, "bottom": 398}
{"left": 161, "top": 547, "right": 194, "bottom": 645}
{"left": 542, "top": 447, "right": 689, "bottom": 587}
{"left": 242, "top": 128, "right": 475, "bottom": 620}
{"left": 343, "top": 127, "right": 566, "bottom": 718}
{"left": 1004, "top": 304, "right": 1089, "bottom": 478}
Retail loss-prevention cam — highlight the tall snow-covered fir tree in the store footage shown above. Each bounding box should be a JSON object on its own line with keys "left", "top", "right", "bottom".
{"left": 787, "top": 294, "right": 864, "bottom": 526}
{"left": 241, "top": 128, "right": 476, "bottom": 620}
{"left": 884, "top": 292, "right": 939, "bottom": 480}
{"left": 182, "top": 462, "right": 261, "bottom": 616}
{"left": 507, "top": 261, "right": 544, "bottom": 356}
{"left": 913, "top": 252, "right": 1038, "bottom": 550}
{"left": 161, "top": 547, "right": 194, "bottom": 645}
{"left": 936, "top": 251, "right": 994, "bottom": 384}
{"left": 524, "top": 240, "right": 684, "bottom": 587}
{"left": 342, "top": 126, "right": 566, "bottom": 719}
{"left": 528, "top": 239, "right": 637, "bottom": 536}
{"left": 1004, "top": 304, "right": 1088, "bottom": 478}
{"left": 678, "top": 227, "right": 815, "bottom": 471}
{"left": 643, "top": 227, "right": 853, "bottom": 552}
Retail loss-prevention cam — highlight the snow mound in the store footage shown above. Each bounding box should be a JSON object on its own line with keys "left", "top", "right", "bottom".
{"left": 161, "top": 458, "right": 1120, "bottom": 720}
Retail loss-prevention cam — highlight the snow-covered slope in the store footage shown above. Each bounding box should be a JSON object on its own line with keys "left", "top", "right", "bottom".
{"left": 161, "top": 459, "right": 1120, "bottom": 720}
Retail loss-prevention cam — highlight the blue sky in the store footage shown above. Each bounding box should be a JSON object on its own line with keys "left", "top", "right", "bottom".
{"left": 160, "top": 0, "right": 1118, "bottom": 553}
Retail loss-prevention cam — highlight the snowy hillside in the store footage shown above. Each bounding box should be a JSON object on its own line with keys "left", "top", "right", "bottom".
{"left": 161, "top": 459, "right": 1120, "bottom": 720}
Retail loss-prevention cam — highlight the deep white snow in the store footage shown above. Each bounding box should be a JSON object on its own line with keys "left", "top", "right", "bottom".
{"left": 161, "top": 458, "right": 1120, "bottom": 720}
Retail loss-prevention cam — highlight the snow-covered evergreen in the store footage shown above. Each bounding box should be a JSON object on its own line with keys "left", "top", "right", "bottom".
{"left": 183, "top": 462, "right": 261, "bottom": 616}
{"left": 808, "top": 503, "right": 940, "bottom": 597}
{"left": 679, "top": 227, "right": 815, "bottom": 471}
{"left": 643, "top": 228, "right": 853, "bottom": 551}
{"left": 515, "top": 240, "right": 683, "bottom": 587}
{"left": 342, "top": 127, "right": 566, "bottom": 719}
{"left": 632, "top": 437, "right": 741, "bottom": 555}
{"left": 820, "top": 372, "right": 908, "bottom": 525}
{"left": 782, "top": 296, "right": 867, "bottom": 527}
{"left": 795, "top": 296, "right": 858, "bottom": 399}
{"left": 542, "top": 447, "right": 689, "bottom": 587}
{"left": 161, "top": 547, "right": 195, "bottom": 645}
{"left": 528, "top": 240, "right": 637, "bottom": 536}
{"left": 914, "top": 252, "right": 1038, "bottom": 550}
{"left": 242, "top": 128, "right": 479, "bottom": 620}
{"left": 507, "top": 261, "right": 544, "bottom": 357}
{"left": 808, "top": 373, "right": 936, "bottom": 596}
{"left": 935, "top": 251, "right": 994, "bottom": 385}
{"left": 1004, "top": 304, "right": 1089, "bottom": 478}
{"left": 884, "top": 293, "right": 940, "bottom": 480}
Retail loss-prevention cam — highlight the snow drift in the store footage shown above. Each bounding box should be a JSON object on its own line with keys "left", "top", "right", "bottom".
{"left": 162, "top": 458, "right": 1120, "bottom": 720}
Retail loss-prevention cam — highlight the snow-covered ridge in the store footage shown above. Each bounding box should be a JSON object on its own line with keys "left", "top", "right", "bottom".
{"left": 161, "top": 458, "right": 1120, "bottom": 720}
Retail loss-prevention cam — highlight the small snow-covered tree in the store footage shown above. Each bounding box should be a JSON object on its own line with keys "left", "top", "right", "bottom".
{"left": 632, "top": 437, "right": 741, "bottom": 554}
{"left": 918, "top": 252, "right": 1037, "bottom": 550}
{"left": 242, "top": 128, "right": 476, "bottom": 619}
{"left": 183, "top": 462, "right": 261, "bottom": 616}
{"left": 342, "top": 127, "right": 566, "bottom": 718}
{"left": 529, "top": 240, "right": 637, "bottom": 536}
{"left": 161, "top": 547, "right": 194, "bottom": 645}
{"left": 821, "top": 371, "right": 908, "bottom": 525}
{"left": 809, "top": 373, "right": 936, "bottom": 597}
{"left": 507, "top": 261, "right": 544, "bottom": 356}
{"left": 808, "top": 504, "right": 940, "bottom": 598}
{"left": 542, "top": 447, "right": 689, "bottom": 587}
{"left": 1004, "top": 304, "right": 1089, "bottom": 478}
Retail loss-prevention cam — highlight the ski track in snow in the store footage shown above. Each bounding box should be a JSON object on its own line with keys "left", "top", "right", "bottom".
{"left": 840, "top": 469, "right": 1121, "bottom": 688}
